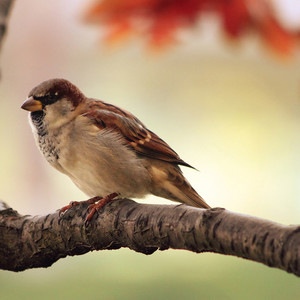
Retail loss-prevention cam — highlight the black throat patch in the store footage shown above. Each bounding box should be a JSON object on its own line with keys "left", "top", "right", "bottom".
{"left": 31, "top": 110, "right": 47, "bottom": 136}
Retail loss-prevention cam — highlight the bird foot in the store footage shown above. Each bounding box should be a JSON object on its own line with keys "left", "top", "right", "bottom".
{"left": 85, "top": 192, "right": 119, "bottom": 225}
{"left": 59, "top": 196, "right": 101, "bottom": 216}
{"left": 59, "top": 193, "right": 119, "bottom": 225}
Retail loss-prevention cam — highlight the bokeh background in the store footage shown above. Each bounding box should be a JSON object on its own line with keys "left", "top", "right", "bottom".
{"left": 1, "top": 0, "right": 300, "bottom": 299}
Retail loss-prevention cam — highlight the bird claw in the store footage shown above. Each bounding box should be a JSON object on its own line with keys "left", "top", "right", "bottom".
{"left": 84, "top": 206, "right": 97, "bottom": 226}
{"left": 84, "top": 192, "right": 119, "bottom": 226}
{"left": 59, "top": 201, "right": 80, "bottom": 217}
{"left": 59, "top": 193, "right": 119, "bottom": 226}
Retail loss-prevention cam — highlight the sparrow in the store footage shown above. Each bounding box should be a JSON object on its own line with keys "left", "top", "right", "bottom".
{"left": 21, "top": 78, "right": 210, "bottom": 222}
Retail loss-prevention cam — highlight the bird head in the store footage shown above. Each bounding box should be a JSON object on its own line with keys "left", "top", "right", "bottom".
{"left": 21, "top": 78, "right": 85, "bottom": 129}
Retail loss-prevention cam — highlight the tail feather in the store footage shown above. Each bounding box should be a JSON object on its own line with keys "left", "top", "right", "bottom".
{"left": 149, "top": 162, "right": 211, "bottom": 209}
{"left": 181, "top": 186, "right": 211, "bottom": 209}
{"left": 154, "top": 180, "right": 211, "bottom": 209}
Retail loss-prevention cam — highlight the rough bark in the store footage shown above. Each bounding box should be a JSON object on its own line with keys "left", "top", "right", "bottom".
{"left": 0, "top": 199, "right": 299, "bottom": 276}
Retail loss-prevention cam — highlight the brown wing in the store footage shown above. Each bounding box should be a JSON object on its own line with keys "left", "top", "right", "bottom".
{"left": 82, "top": 100, "right": 195, "bottom": 168}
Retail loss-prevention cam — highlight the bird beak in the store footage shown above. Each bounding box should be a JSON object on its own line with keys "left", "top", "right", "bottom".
{"left": 21, "top": 97, "right": 43, "bottom": 112}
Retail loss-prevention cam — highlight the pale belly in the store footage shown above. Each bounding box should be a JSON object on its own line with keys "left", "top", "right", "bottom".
{"left": 48, "top": 128, "right": 152, "bottom": 199}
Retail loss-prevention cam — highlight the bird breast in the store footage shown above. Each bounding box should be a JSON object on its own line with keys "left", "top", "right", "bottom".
{"left": 33, "top": 114, "right": 152, "bottom": 199}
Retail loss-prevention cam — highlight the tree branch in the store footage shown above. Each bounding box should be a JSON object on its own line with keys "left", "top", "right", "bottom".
{"left": 0, "top": 199, "right": 299, "bottom": 276}
{"left": 0, "top": 0, "right": 14, "bottom": 50}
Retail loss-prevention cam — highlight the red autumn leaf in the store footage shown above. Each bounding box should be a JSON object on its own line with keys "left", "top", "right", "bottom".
{"left": 217, "top": 0, "right": 250, "bottom": 38}
{"left": 85, "top": 0, "right": 300, "bottom": 57}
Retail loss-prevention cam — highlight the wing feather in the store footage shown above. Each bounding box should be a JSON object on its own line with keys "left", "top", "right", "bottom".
{"left": 82, "top": 100, "right": 195, "bottom": 168}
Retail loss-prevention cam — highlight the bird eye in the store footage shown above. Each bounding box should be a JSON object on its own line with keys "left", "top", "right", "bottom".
{"left": 34, "top": 92, "right": 60, "bottom": 105}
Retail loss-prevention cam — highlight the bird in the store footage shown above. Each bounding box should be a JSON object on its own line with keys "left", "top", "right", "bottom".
{"left": 21, "top": 78, "right": 210, "bottom": 222}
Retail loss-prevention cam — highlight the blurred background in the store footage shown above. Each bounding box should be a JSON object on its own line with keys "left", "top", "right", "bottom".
{"left": 1, "top": 0, "right": 300, "bottom": 299}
